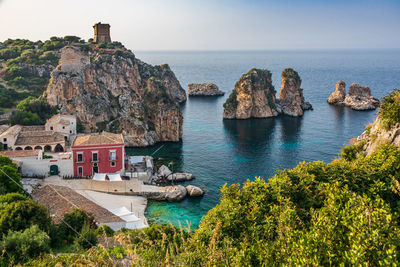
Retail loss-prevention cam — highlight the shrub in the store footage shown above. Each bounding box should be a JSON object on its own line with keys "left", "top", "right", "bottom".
{"left": 0, "top": 193, "right": 28, "bottom": 205}
{"left": 9, "top": 110, "right": 41, "bottom": 125}
{"left": 0, "top": 164, "right": 22, "bottom": 195}
{"left": 0, "top": 199, "right": 51, "bottom": 235}
{"left": 379, "top": 88, "right": 400, "bottom": 130}
{"left": 1, "top": 225, "right": 50, "bottom": 264}
{"left": 59, "top": 209, "right": 96, "bottom": 242}
{"left": 339, "top": 140, "right": 366, "bottom": 161}
{"left": 95, "top": 225, "right": 114, "bottom": 237}
{"left": 223, "top": 90, "right": 238, "bottom": 112}
{"left": 74, "top": 225, "right": 98, "bottom": 250}
{"left": 282, "top": 67, "right": 301, "bottom": 82}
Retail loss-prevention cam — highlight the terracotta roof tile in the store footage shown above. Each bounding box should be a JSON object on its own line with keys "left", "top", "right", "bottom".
{"left": 15, "top": 132, "right": 65, "bottom": 146}
{"left": 73, "top": 132, "right": 124, "bottom": 147}
{"left": 32, "top": 185, "right": 123, "bottom": 224}
{"left": 0, "top": 149, "right": 41, "bottom": 157}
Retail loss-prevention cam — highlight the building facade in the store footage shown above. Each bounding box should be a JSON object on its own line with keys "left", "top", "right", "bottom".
{"left": 45, "top": 114, "right": 77, "bottom": 136}
{"left": 71, "top": 132, "right": 125, "bottom": 177}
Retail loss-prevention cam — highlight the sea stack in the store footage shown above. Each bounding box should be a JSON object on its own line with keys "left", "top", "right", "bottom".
{"left": 327, "top": 81, "right": 380, "bottom": 110}
{"left": 188, "top": 83, "right": 224, "bottom": 96}
{"left": 222, "top": 68, "right": 279, "bottom": 119}
{"left": 327, "top": 80, "right": 346, "bottom": 104}
{"left": 278, "top": 68, "right": 313, "bottom": 117}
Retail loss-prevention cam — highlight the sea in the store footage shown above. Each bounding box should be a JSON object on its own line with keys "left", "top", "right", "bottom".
{"left": 127, "top": 50, "right": 400, "bottom": 229}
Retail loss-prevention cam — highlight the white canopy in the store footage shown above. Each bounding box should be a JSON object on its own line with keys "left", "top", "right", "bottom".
{"left": 110, "top": 207, "right": 132, "bottom": 217}
{"left": 93, "top": 173, "right": 107, "bottom": 181}
{"left": 108, "top": 173, "right": 122, "bottom": 181}
{"left": 126, "top": 220, "right": 147, "bottom": 229}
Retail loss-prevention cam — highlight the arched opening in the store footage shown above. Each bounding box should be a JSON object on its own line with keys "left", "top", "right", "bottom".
{"left": 24, "top": 146, "right": 33, "bottom": 150}
{"left": 93, "top": 163, "right": 99, "bottom": 174}
{"left": 44, "top": 145, "right": 51, "bottom": 152}
{"left": 34, "top": 146, "right": 42, "bottom": 150}
{"left": 54, "top": 144, "right": 64, "bottom": 152}
{"left": 15, "top": 147, "right": 22, "bottom": 150}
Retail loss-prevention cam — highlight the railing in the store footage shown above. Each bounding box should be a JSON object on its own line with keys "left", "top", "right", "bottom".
{"left": 91, "top": 157, "right": 100, "bottom": 163}
{"left": 109, "top": 156, "right": 118, "bottom": 161}
{"left": 75, "top": 158, "right": 84, "bottom": 163}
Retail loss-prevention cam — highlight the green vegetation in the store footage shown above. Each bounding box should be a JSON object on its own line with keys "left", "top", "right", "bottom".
{"left": 282, "top": 67, "right": 301, "bottom": 82}
{"left": 339, "top": 140, "right": 366, "bottom": 161}
{"left": 94, "top": 224, "right": 114, "bottom": 237}
{"left": 223, "top": 90, "right": 238, "bottom": 112}
{"left": 9, "top": 96, "right": 57, "bottom": 125}
{"left": 0, "top": 155, "right": 22, "bottom": 195}
{"left": 2, "top": 225, "right": 50, "bottom": 263}
{"left": 379, "top": 88, "right": 400, "bottom": 130}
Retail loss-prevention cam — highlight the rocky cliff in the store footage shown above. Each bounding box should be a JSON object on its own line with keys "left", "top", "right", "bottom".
{"left": 354, "top": 89, "right": 400, "bottom": 155}
{"left": 223, "top": 69, "right": 278, "bottom": 119}
{"left": 327, "top": 81, "right": 379, "bottom": 110}
{"left": 223, "top": 68, "right": 312, "bottom": 119}
{"left": 278, "top": 68, "right": 312, "bottom": 116}
{"left": 46, "top": 45, "right": 186, "bottom": 146}
{"left": 188, "top": 83, "right": 224, "bottom": 96}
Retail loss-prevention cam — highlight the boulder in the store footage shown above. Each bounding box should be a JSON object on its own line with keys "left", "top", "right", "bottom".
{"left": 186, "top": 185, "right": 204, "bottom": 197}
{"left": 167, "top": 173, "right": 194, "bottom": 181}
{"left": 279, "top": 68, "right": 313, "bottom": 116}
{"left": 157, "top": 165, "right": 172, "bottom": 177}
{"left": 223, "top": 68, "right": 279, "bottom": 119}
{"left": 188, "top": 83, "right": 225, "bottom": 96}
{"left": 327, "top": 80, "right": 346, "bottom": 104}
{"left": 343, "top": 84, "right": 380, "bottom": 110}
{"left": 163, "top": 185, "right": 187, "bottom": 201}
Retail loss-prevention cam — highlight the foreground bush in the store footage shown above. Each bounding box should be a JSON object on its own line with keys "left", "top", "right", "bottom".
{"left": 2, "top": 225, "right": 50, "bottom": 264}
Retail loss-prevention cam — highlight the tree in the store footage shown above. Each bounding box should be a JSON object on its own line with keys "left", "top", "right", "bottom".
{"left": 9, "top": 110, "right": 41, "bottom": 125}
{"left": 2, "top": 225, "right": 50, "bottom": 264}
{"left": 0, "top": 165, "right": 22, "bottom": 195}
{"left": 59, "top": 209, "right": 96, "bottom": 242}
{"left": 0, "top": 200, "right": 51, "bottom": 235}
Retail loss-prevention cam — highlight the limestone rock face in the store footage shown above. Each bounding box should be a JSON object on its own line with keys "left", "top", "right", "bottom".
{"left": 186, "top": 185, "right": 204, "bottom": 197}
{"left": 223, "top": 69, "right": 279, "bottom": 119}
{"left": 162, "top": 185, "right": 187, "bottom": 202}
{"left": 188, "top": 83, "right": 224, "bottom": 96}
{"left": 327, "top": 80, "right": 346, "bottom": 104}
{"left": 343, "top": 84, "right": 380, "bottom": 110}
{"left": 279, "top": 68, "right": 313, "bottom": 117}
{"left": 46, "top": 45, "right": 186, "bottom": 146}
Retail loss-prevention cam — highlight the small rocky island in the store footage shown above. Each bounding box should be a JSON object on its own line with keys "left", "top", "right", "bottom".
{"left": 188, "top": 83, "right": 225, "bottom": 96}
{"left": 223, "top": 68, "right": 312, "bottom": 119}
{"left": 327, "top": 81, "right": 379, "bottom": 110}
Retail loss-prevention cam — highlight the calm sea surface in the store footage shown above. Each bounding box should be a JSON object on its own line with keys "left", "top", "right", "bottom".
{"left": 127, "top": 50, "right": 400, "bottom": 228}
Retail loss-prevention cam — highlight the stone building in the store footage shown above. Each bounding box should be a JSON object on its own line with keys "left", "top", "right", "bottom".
{"left": 0, "top": 114, "right": 76, "bottom": 152}
{"left": 45, "top": 114, "right": 77, "bottom": 136}
{"left": 93, "top": 22, "right": 111, "bottom": 43}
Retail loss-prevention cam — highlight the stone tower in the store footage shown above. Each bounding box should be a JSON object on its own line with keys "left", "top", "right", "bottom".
{"left": 93, "top": 22, "right": 111, "bottom": 43}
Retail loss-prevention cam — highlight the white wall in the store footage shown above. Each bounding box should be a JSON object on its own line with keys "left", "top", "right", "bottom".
{"left": 18, "top": 157, "right": 74, "bottom": 177}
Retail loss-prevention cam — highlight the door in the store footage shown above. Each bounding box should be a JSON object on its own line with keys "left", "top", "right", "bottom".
{"left": 50, "top": 165, "right": 58, "bottom": 176}
{"left": 93, "top": 163, "right": 99, "bottom": 174}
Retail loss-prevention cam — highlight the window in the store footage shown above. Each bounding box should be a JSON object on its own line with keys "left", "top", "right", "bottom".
{"left": 62, "top": 126, "right": 65, "bottom": 129}
{"left": 92, "top": 152, "right": 98, "bottom": 162}
{"left": 77, "top": 153, "right": 83, "bottom": 162}
{"left": 70, "top": 130, "right": 72, "bottom": 134}
{"left": 3, "top": 138, "right": 6, "bottom": 142}
{"left": 111, "top": 161, "right": 116, "bottom": 167}
{"left": 50, "top": 126, "right": 53, "bottom": 130}
{"left": 78, "top": 166, "right": 83, "bottom": 175}
{"left": 109, "top": 151, "right": 116, "bottom": 161}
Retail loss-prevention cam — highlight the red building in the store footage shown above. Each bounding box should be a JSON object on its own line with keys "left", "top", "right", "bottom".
{"left": 71, "top": 132, "right": 125, "bottom": 177}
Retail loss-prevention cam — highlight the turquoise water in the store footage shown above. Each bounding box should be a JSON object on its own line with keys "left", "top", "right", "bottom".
{"left": 127, "top": 50, "right": 400, "bottom": 228}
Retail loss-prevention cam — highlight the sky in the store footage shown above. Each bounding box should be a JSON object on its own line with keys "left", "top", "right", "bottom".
{"left": 0, "top": 0, "right": 399, "bottom": 50}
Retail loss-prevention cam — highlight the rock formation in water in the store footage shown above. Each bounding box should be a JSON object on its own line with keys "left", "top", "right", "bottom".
{"left": 327, "top": 81, "right": 379, "bottom": 110}
{"left": 343, "top": 84, "right": 380, "bottom": 110}
{"left": 188, "top": 83, "right": 224, "bottom": 96}
{"left": 278, "top": 68, "right": 313, "bottom": 116}
{"left": 186, "top": 185, "right": 204, "bottom": 197}
{"left": 223, "top": 69, "right": 279, "bottom": 119}
{"left": 327, "top": 80, "right": 346, "bottom": 104}
{"left": 223, "top": 68, "right": 312, "bottom": 119}
{"left": 46, "top": 45, "right": 186, "bottom": 146}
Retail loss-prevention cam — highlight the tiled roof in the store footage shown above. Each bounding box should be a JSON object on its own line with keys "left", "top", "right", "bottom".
{"left": 32, "top": 185, "right": 123, "bottom": 224}
{"left": 15, "top": 132, "right": 65, "bottom": 146}
{"left": 73, "top": 132, "right": 124, "bottom": 147}
{"left": 0, "top": 125, "right": 10, "bottom": 134}
{"left": 0, "top": 149, "right": 40, "bottom": 158}
{"left": 21, "top": 125, "right": 45, "bottom": 132}
{"left": 47, "top": 114, "right": 76, "bottom": 123}
{"left": 0, "top": 125, "right": 22, "bottom": 137}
